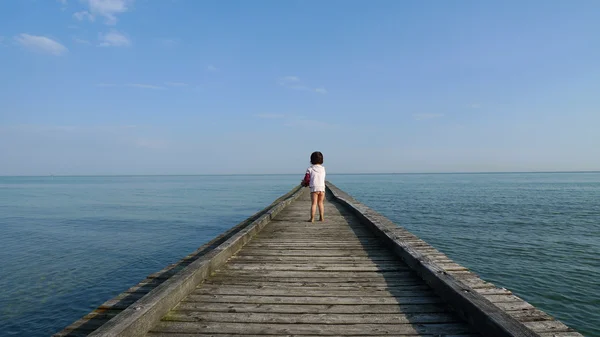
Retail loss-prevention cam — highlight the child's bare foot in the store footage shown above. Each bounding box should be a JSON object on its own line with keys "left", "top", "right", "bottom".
{"left": 308, "top": 218, "right": 314, "bottom": 223}
{"left": 319, "top": 217, "right": 324, "bottom": 222}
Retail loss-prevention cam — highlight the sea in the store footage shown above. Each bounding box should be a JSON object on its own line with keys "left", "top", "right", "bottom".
{"left": 0, "top": 173, "right": 598, "bottom": 337}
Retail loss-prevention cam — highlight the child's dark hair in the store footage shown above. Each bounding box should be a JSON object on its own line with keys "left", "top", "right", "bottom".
{"left": 310, "top": 151, "right": 324, "bottom": 165}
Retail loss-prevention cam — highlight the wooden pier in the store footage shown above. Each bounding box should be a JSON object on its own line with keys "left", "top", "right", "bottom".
{"left": 55, "top": 182, "right": 584, "bottom": 337}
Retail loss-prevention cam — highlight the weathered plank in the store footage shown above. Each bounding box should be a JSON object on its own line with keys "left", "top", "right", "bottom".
{"left": 198, "top": 283, "right": 430, "bottom": 291}
{"left": 149, "top": 321, "right": 476, "bottom": 335}
{"left": 162, "top": 311, "right": 463, "bottom": 324}
{"left": 147, "top": 334, "right": 480, "bottom": 337}
{"left": 207, "top": 275, "right": 424, "bottom": 284}
{"left": 204, "top": 279, "right": 426, "bottom": 287}
{"left": 174, "top": 302, "right": 453, "bottom": 314}
{"left": 193, "top": 285, "right": 434, "bottom": 297}
{"left": 229, "top": 255, "right": 401, "bottom": 263}
{"left": 184, "top": 294, "right": 444, "bottom": 305}
{"left": 214, "top": 270, "right": 416, "bottom": 278}
{"left": 222, "top": 263, "right": 410, "bottom": 272}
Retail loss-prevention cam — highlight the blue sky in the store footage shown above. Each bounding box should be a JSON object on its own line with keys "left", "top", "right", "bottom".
{"left": 1, "top": 0, "right": 599, "bottom": 175}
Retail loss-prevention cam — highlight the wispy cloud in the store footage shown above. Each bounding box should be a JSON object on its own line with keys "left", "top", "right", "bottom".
{"left": 14, "top": 34, "right": 68, "bottom": 56}
{"left": 278, "top": 76, "right": 327, "bottom": 94}
{"left": 284, "top": 117, "right": 337, "bottom": 129}
{"left": 97, "top": 83, "right": 165, "bottom": 89}
{"left": 165, "top": 82, "right": 187, "bottom": 87}
{"left": 73, "top": 37, "right": 91, "bottom": 45}
{"left": 98, "top": 82, "right": 190, "bottom": 89}
{"left": 73, "top": 11, "right": 95, "bottom": 22}
{"left": 413, "top": 113, "right": 444, "bottom": 121}
{"left": 254, "top": 113, "right": 337, "bottom": 130}
{"left": 207, "top": 65, "right": 218, "bottom": 72}
{"left": 278, "top": 76, "right": 300, "bottom": 85}
{"left": 57, "top": 0, "right": 68, "bottom": 4}
{"left": 156, "top": 38, "right": 180, "bottom": 48}
{"left": 4, "top": 124, "right": 137, "bottom": 133}
{"left": 255, "top": 113, "right": 286, "bottom": 119}
{"left": 81, "top": 0, "right": 134, "bottom": 25}
{"left": 126, "top": 83, "right": 165, "bottom": 90}
{"left": 98, "top": 30, "right": 130, "bottom": 47}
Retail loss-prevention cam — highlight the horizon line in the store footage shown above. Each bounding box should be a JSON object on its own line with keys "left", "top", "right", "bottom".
{"left": 1, "top": 170, "right": 600, "bottom": 178}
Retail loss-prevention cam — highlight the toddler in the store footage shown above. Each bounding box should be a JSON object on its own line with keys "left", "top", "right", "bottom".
{"left": 302, "top": 151, "right": 326, "bottom": 222}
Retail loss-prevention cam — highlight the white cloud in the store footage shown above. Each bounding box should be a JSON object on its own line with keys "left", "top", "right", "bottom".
{"left": 98, "top": 30, "right": 130, "bottom": 47}
{"left": 255, "top": 113, "right": 286, "bottom": 119}
{"left": 14, "top": 34, "right": 68, "bottom": 56}
{"left": 84, "top": 0, "right": 134, "bottom": 25}
{"left": 278, "top": 76, "right": 300, "bottom": 84}
{"left": 165, "top": 82, "right": 187, "bottom": 87}
{"left": 73, "top": 37, "right": 91, "bottom": 45}
{"left": 413, "top": 113, "right": 444, "bottom": 121}
{"left": 157, "top": 38, "right": 180, "bottom": 47}
{"left": 73, "top": 11, "right": 95, "bottom": 22}
{"left": 254, "top": 114, "right": 337, "bottom": 130}
{"left": 126, "top": 83, "right": 165, "bottom": 90}
{"left": 57, "top": 0, "right": 68, "bottom": 4}
{"left": 278, "top": 76, "right": 326, "bottom": 94}
{"left": 207, "top": 65, "right": 218, "bottom": 72}
{"left": 284, "top": 118, "right": 336, "bottom": 130}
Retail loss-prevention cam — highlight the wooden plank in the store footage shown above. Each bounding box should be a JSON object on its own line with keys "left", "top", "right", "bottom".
{"left": 523, "top": 321, "right": 575, "bottom": 333}
{"left": 200, "top": 282, "right": 429, "bottom": 291}
{"left": 506, "top": 308, "right": 555, "bottom": 322}
{"left": 162, "top": 311, "right": 462, "bottom": 324}
{"left": 148, "top": 331, "right": 480, "bottom": 337}
{"left": 215, "top": 270, "right": 416, "bottom": 278}
{"left": 183, "top": 294, "right": 444, "bottom": 305}
{"left": 149, "top": 321, "right": 476, "bottom": 335}
{"left": 193, "top": 285, "right": 434, "bottom": 297}
{"left": 244, "top": 244, "right": 389, "bottom": 249}
{"left": 238, "top": 249, "right": 397, "bottom": 257}
{"left": 204, "top": 279, "right": 425, "bottom": 287}
{"left": 222, "top": 264, "right": 410, "bottom": 272}
{"left": 207, "top": 275, "right": 422, "bottom": 284}
{"left": 229, "top": 255, "right": 401, "bottom": 263}
{"left": 174, "top": 302, "right": 453, "bottom": 314}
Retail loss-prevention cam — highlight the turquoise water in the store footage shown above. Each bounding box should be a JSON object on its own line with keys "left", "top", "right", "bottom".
{"left": 0, "top": 174, "right": 598, "bottom": 336}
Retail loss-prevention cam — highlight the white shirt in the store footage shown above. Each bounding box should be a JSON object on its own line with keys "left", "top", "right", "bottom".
{"left": 306, "top": 164, "right": 326, "bottom": 192}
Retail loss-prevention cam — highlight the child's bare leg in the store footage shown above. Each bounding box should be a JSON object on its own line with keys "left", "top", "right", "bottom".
{"left": 317, "top": 191, "right": 325, "bottom": 221}
{"left": 309, "top": 192, "right": 317, "bottom": 222}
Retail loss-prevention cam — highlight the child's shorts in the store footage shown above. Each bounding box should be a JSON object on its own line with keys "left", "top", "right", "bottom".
{"left": 310, "top": 186, "right": 325, "bottom": 193}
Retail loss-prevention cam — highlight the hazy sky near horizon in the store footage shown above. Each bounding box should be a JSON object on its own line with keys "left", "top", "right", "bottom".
{"left": 1, "top": 0, "right": 599, "bottom": 175}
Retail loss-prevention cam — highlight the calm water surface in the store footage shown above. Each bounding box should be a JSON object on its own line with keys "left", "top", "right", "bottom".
{"left": 0, "top": 174, "right": 598, "bottom": 336}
